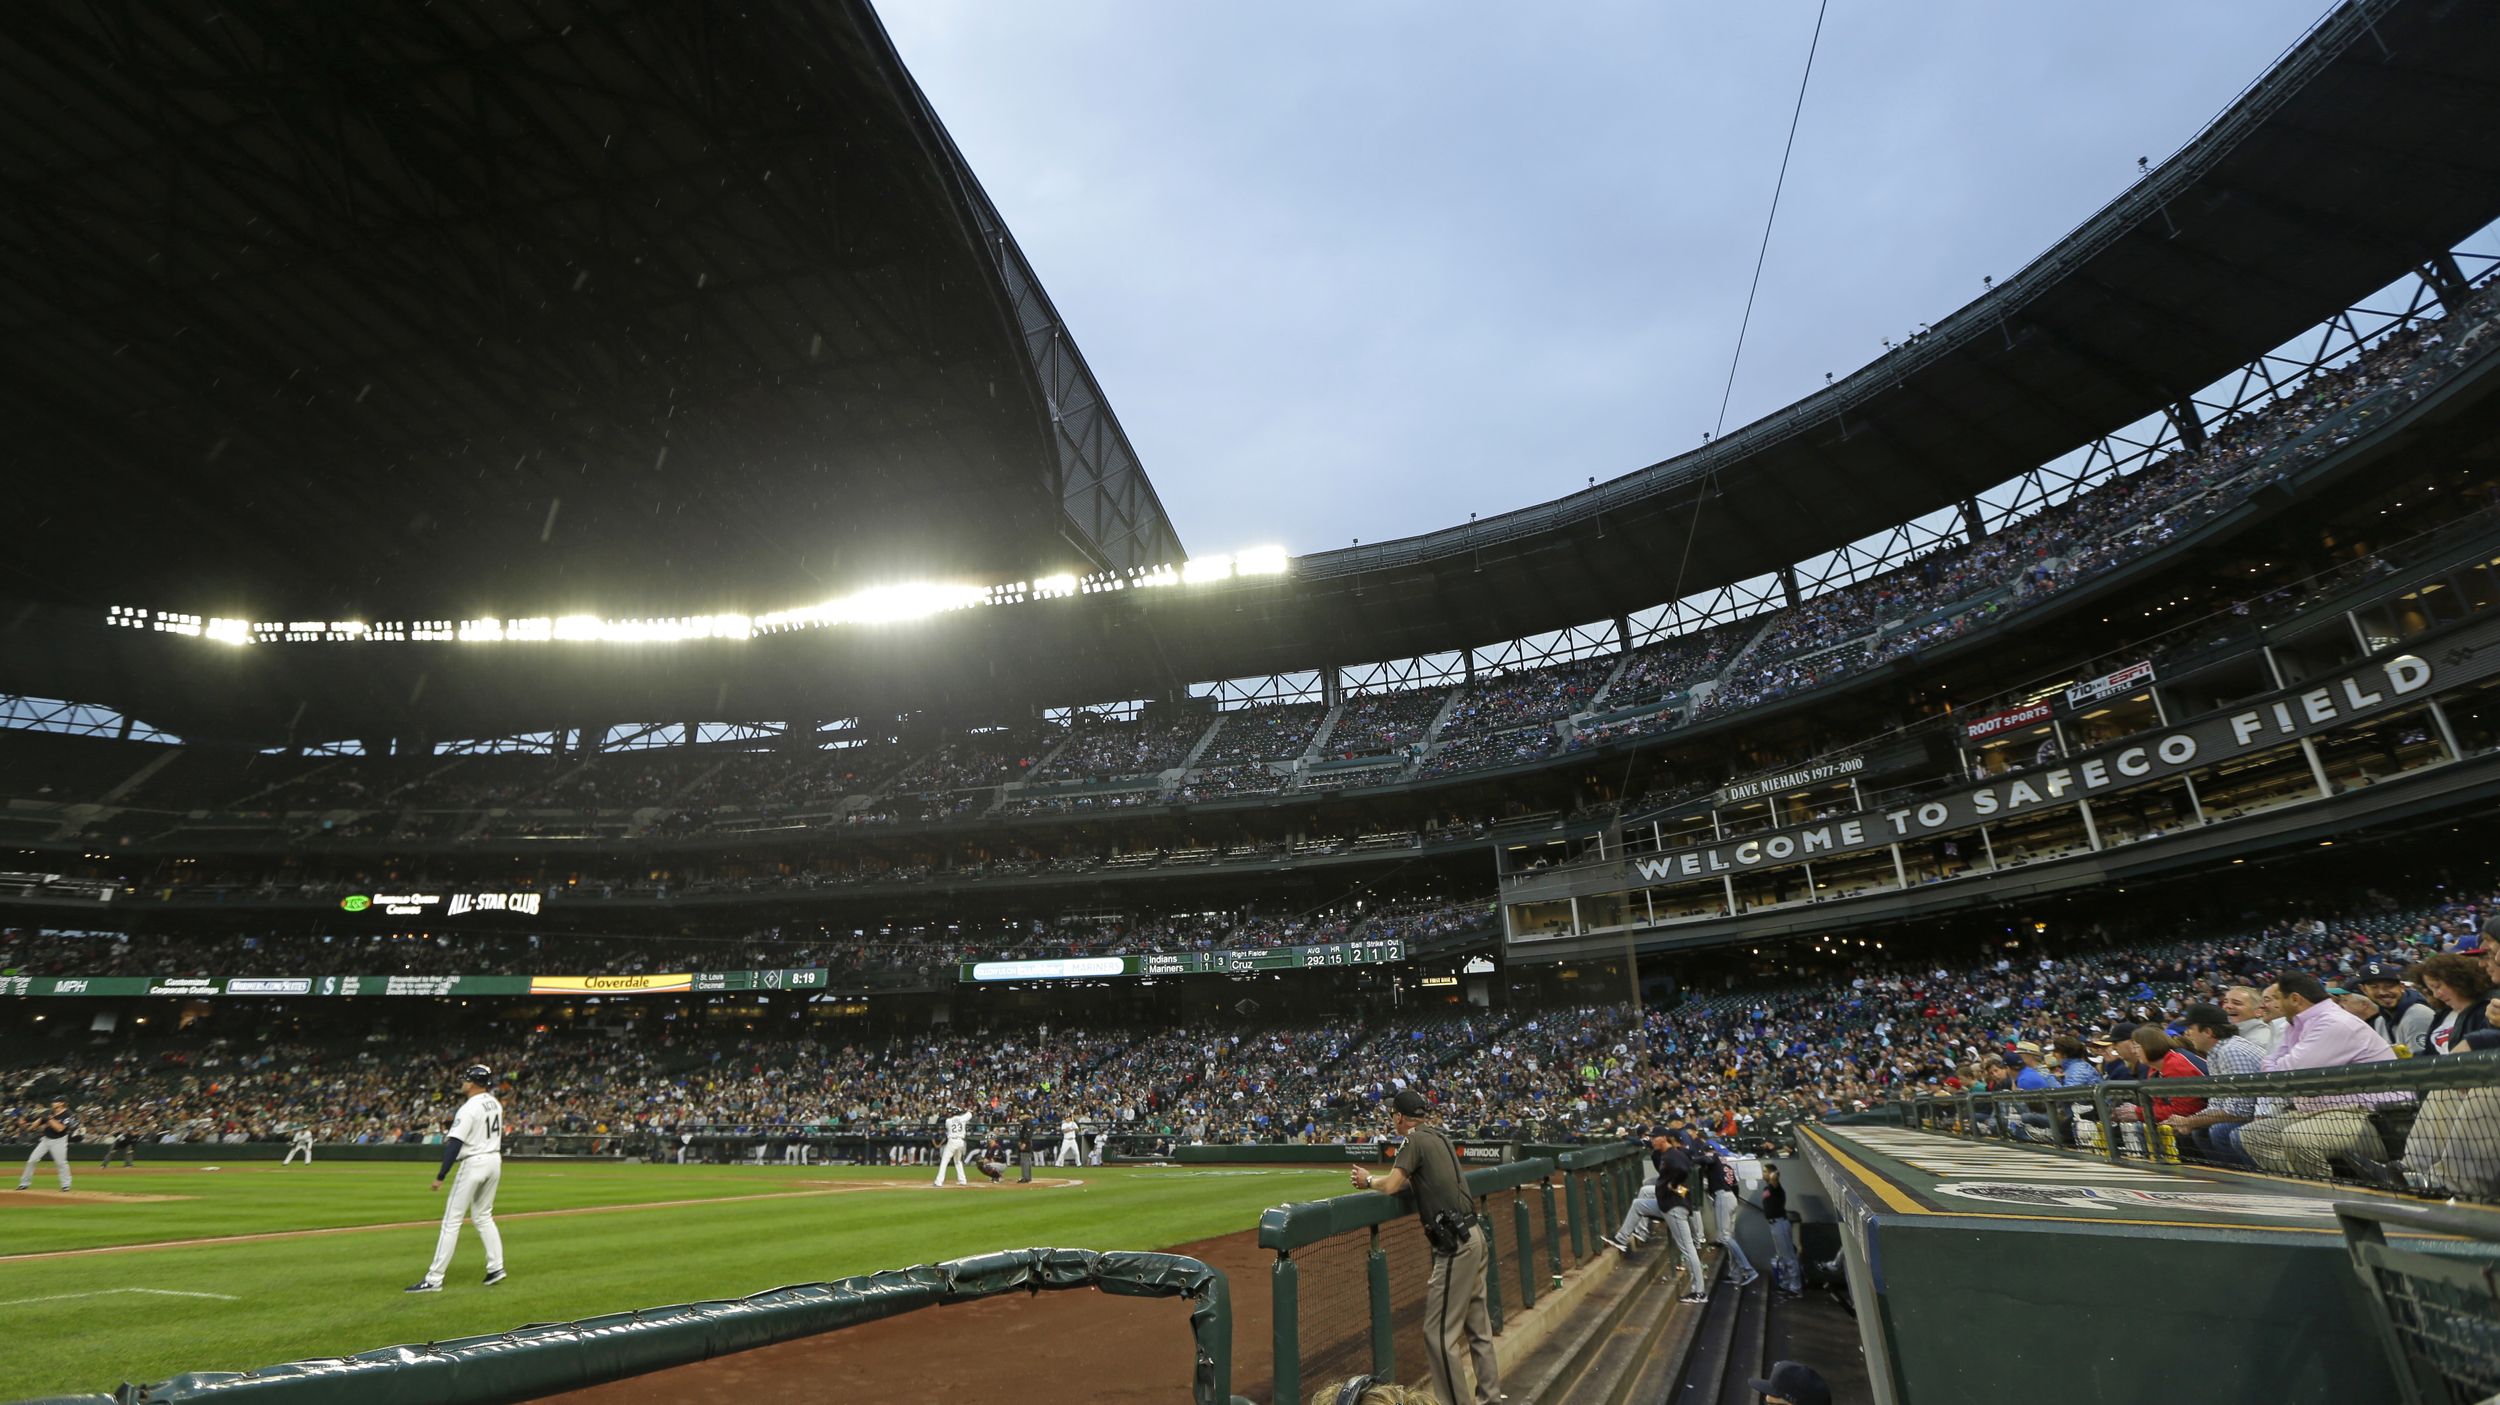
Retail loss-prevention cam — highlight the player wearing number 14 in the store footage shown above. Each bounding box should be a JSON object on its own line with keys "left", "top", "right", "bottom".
{"left": 406, "top": 1065, "right": 507, "bottom": 1292}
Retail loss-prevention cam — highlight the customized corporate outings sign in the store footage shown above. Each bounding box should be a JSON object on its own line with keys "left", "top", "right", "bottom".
{"left": 0, "top": 969, "right": 830, "bottom": 998}
{"left": 1527, "top": 619, "right": 2500, "bottom": 909}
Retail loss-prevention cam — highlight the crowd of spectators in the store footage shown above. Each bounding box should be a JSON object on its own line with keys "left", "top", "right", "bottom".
{"left": 7, "top": 890, "right": 2491, "bottom": 1191}
{"left": 1196, "top": 702, "right": 1330, "bottom": 767}
{"left": 1437, "top": 656, "right": 1613, "bottom": 736}
{"left": 1415, "top": 726, "right": 1558, "bottom": 780}
{"left": 1605, "top": 627, "right": 1741, "bottom": 709}
{"left": 0, "top": 898, "right": 1494, "bottom": 990}
{"left": 1326, "top": 687, "right": 1452, "bottom": 760}
{"left": 1033, "top": 714, "right": 1209, "bottom": 782}
{"left": 1697, "top": 642, "right": 1873, "bottom": 718}
{"left": 892, "top": 729, "right": 1058, "bottom": 794}
{"left": 1170, "top": 765, "right": 1292, "bottom": 802}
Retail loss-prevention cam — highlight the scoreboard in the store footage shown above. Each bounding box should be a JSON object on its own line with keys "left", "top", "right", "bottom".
{"left": 0, "top": 968, "right": 828, "bottom": 998}
{"left": 961, "top": 939, "right": 1404, "bottom": 983}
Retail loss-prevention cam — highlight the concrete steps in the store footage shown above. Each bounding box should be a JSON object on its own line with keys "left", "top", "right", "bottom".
{"left": 1513, "top": 1239, "right": 1732, "bottom": 1405}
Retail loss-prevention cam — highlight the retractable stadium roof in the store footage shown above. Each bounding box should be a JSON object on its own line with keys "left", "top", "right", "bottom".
{"left": 0, "top": 0, "right": 1180, "bottom": 619}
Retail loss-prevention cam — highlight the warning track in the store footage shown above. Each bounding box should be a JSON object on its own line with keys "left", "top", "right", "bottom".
{"left": 0, "top": 1178, "right": 1080, "bottom": 1263}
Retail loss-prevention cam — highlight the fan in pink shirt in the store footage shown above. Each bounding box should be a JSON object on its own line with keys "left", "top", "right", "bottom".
{"left": 2238, "top": 971, "right": 2402, "bottom": 1179}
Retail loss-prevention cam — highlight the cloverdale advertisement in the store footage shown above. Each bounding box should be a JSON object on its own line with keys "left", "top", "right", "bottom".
{"left": 527, "top": 973, "right": 695, "bottom": 995}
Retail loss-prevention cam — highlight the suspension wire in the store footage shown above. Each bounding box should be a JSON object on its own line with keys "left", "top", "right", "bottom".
{"left": 1615, "top": 0, "right": 1832, "bottom": 1051}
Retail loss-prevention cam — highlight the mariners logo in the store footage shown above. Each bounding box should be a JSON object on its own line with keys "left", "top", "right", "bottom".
{"left": 1934, "top": 1181, "right": 2341, "bottom": 1220}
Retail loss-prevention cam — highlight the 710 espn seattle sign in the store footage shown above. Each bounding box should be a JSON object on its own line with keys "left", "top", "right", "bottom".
{"left": 1560, "top": 626, "right": 2494, "bottom": 897}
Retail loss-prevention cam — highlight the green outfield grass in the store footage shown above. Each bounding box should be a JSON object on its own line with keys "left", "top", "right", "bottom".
{"left": 0, "top": 1158, "right": 1342, "bottom": 1401}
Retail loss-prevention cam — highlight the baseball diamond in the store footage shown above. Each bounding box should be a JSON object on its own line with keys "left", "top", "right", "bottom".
{"left": 0, "top": 1161, "right": 1341, "bottom": 1400}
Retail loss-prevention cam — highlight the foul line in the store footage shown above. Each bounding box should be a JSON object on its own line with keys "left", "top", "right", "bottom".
{"left": 0, "top": 1182, "right": 956, "bottom": 1264}
{"left": 0, "top": 1287, "right": 240, "bottom": 1306}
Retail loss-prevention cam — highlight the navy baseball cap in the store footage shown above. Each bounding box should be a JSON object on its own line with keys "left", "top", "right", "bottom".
{"left": 2180, "top": 1004, "right": 2233, "bottom": 1034}
{"left": 1748, "top": 1361, "right": 1831, "bottom": 1405}
{"left": 2357, "top": 964, "right": 2404, "bottom": 984}
{"left": 461, "top": 1064, "right": 493, "bottom": 1084}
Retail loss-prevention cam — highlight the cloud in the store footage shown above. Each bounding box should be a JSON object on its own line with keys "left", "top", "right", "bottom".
{"left": 877, "top": 0, "right": 2329, "bottom": 557}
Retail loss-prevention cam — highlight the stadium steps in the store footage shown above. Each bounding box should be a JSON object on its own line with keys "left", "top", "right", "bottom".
{"left": 97, "top": 747, "right": 184, "bottom": 804}
{"left": 1582, "top": 651, "right": 1636, "bottom": 714}
{"left": 1019, "top": 729, "right": 1079, "bottom": 783}
{"left": 1418, "top": 686, "right": 1467, "bottom": 749}
{"left": 1513, "top": 1243, "right": 1720, "bottom": 1405}
{"left": 1712, "top": 615, "right": 1784, "bottom": 683}
{"left": 1301, "top": 701, "right": 1347, "bottom": 761}
{"left": 1177, "top": 714, "right": 1225, "bottom": 773}
{"left": 1653, "top": 1265, "right": 1773, "bottom": 1405}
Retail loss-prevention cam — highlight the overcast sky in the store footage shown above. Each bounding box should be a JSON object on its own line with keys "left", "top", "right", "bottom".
{"left": 878, "top": 1, "right": 2332, "bottom": 562}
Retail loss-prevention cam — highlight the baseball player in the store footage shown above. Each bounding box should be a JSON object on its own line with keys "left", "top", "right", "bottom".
{"left": 1090, "top": 1127, "right": 1109, "bottom": 1166}
{"left": 933, "top": 1108, "right": 972, "bottom": 1187}
{"left": 406, "top": 1065, "right": 507, "bottom": 1292}
{"left": 975, "top": 1139, "right": 1007, "bottom": 1184}
{"left": 18, "top": 1100, "right": 75, "bottom": 1191}
{"left": 102, "top": 1127, "right": 137, "bottom": 1169}
{"left": 1056, "top": 1117, "right": 1081, "bottom": 1167}
{"left": 284, "top": 1126, "right": 316, "bottom": 1166}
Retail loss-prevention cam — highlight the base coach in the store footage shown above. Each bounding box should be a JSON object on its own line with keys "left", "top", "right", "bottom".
{"left": 1351, "top": 1088, "right": 1501, "bottom": 1405}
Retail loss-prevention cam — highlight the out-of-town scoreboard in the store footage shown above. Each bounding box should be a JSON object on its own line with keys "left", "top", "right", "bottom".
{"left": 960, "top": 940, "right": 1405, "bottom": 983}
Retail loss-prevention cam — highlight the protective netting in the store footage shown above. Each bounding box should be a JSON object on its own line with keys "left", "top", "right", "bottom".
{"left": 2363, "top": 1260, "right": 2500, "bottom": 1405}
{"left": 1285, "top": 1188, "right": 1536, "bottom": 1391}
{"left": 1911, "top": 1055, "right": 2500, "bottom": 1205}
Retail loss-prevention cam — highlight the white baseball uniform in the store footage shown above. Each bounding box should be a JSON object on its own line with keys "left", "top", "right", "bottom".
{"left": 422, "top": 1091, "right": 506, "bottom": 1287}
{"left": 1090, "top": 1129, "right": 1109, "bottom": 1166}
{"left": 284, "top": 1128, "right": 315, "bottom": 1166}
{"left": 934, "top": 1111, "right": 972, "bottom": 1186}
{"left": 1056, "top": 1119, "right": 1081, "bottom": 1167}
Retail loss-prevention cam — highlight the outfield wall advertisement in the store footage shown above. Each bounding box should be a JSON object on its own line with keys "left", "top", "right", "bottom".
{"left": 0, "top": 968, "right": 829, "bottom": 997}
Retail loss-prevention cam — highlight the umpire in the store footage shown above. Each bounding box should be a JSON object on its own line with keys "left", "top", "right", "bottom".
{"left": 1350, "top": 1088, "right": 1500, "bottom": 1405}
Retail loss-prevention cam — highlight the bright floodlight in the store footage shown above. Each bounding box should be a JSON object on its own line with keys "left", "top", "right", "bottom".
{"left": 117, "top": 545, "right": 1291, "bottom": 647}
{"left": 755, "top": 580, "right": 991, "bottom": 632}
{"left": 1234, "top": 545, "right": 1289, "bottom": 576}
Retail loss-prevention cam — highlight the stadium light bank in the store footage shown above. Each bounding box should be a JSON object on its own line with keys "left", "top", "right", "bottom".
{"left": 102, "top": 546, "right": 1290, "bottom": 648}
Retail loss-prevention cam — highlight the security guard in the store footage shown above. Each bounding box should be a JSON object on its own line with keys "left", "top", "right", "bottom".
{"left": 1350, "top": 1088, "right": 1501, "bottom": 1405}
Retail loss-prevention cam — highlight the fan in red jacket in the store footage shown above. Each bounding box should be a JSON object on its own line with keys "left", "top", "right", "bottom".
{"left": 2111, "top": 1026, "right": 2208, "bottom": 1122}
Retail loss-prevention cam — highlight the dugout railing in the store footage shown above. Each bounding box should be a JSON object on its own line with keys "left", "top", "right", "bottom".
{"left": 40, "top": 1248, "right": 1253, "bottom": 1405}
{"left": 1252, "top": 1139, "right": 1644, "bottom": 1405}
{"left": 2335, "top": 1199, "right": 2500, "bottom": 1405}
{"left": 1900, "top": 1051, "right": 2500, "bottom": 1204}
